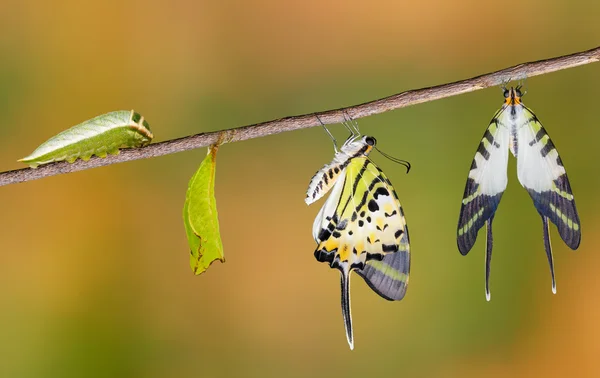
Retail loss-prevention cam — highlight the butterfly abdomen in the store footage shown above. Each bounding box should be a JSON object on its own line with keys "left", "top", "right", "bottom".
{"left": 20, "top": 110, "right": 153, "bottom": 168}
{"left": 306, "top": 163, "right": 346, "bottom": 204}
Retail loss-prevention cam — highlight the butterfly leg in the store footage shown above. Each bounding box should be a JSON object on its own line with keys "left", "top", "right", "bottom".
{"left": 541, "top": 215, "right": 556, "bottom": 294}
{"left": 485, "top": 217, "right": 494, "bottom": 301}
{"left": 339, "top": 269, "right": 354, "bottom": 350}
{"left": 341, "top": 111, "right": 360, "bottom": 139}
{"left": 315, "top": 114, "right": 339, "bottom": 153}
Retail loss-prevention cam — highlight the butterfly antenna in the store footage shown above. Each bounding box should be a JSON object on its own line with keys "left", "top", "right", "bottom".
{"left": 374, "top": 146, "right": 411, "bottom": 173}
{"left": 315, "top": 114, "right": 339, "bottom": 153}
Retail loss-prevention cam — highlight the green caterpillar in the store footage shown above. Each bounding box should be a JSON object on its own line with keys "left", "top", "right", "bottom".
{"left": 19, "top": 110, "right": 153, "bottom": 168}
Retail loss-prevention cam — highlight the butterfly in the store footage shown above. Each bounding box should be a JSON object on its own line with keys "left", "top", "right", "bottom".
{"left": 457, "top": 86, "right": 580, "bottom": 300}
{"left": 306, "top": 116, "right": 411, "bottom": 350}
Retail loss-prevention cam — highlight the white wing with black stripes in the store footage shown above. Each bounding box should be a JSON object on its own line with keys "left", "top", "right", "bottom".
{"left": 512, "top": 103, "right": 580, "bottom": 293}
{"left": 457, "top": 105, "right": 510, "bottom": 300}
{"left": 457, "top": 86, "right": 580, "bottom": 300}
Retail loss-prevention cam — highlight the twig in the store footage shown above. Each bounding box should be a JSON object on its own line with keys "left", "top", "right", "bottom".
{"left": 1, "top": 45, "right": 599, "bottom": 187}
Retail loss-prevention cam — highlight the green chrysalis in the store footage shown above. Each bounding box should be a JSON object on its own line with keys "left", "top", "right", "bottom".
{"left": 183, "top": 145, "right": 225, "bottom": 275}
{"left": 19, "top": 110, "right": 153, "bottom": 168}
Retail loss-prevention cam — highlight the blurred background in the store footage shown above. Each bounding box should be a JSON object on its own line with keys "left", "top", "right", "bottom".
{"left": 0, "top": 1, "right": 599, "bottom": 377}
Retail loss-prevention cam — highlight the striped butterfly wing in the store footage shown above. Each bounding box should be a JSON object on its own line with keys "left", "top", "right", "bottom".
{"left": 457, "top": 110, "right": 510, "bottom": 255}
{"left": 513, "top": 105, "right": 580, "bottom": 292}
{"left": 354, "top": 162, "right": 410, "bottom": 301}
{"left": 457, "top": 109, "right": 510, "bottom": 300}
{"left": 312, "top": 156, "right": 410, "bottom": 349}
{"left": 313, "top": 157, "right": 410, "bottom": 299}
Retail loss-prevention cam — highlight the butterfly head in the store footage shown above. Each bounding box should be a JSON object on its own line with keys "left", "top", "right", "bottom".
{"left": 503, "top": 86, "right": 523, "bottom": 106}
{"left": 360, "top": 135, "right": 376, "bottom": 156}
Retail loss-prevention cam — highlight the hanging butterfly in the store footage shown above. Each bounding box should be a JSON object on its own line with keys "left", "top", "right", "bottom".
{"left": 306, "top": 115, "right": 411, "bottom": 350}
{"left": 457, "top": 86, "right": 580, "bottom": 301}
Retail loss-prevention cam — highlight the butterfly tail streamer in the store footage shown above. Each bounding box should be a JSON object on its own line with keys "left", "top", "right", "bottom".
{"left": 340, "top": 270, "right": 354, "bottom": 350}
{"left": 542, "top": 216, "right": 557, "bottom": 294}
{"left": 485, "top": 217, "right": 494, "bottom": 301}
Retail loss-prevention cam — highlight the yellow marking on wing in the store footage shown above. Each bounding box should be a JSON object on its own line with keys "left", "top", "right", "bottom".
{"left": 369, "top": 232, "right": 377, "bottom": 244}
{"left": 367, "top": 260, "right": 409, "bottom": 282}
{"left": 459, "top": 208, "right": 485, "bottom": 235}
{"left": 462, "top": 187, "right": 480, "bottom": 205}
{"left": 552, "top": 183, "right": 574, "bottom": 200}
{"left": 355, "top": 241, "right": 365, "bottom": 255}
{"left": 549, "top": 203, "right": 580, "bottom": 230}
{"left": 384, "top": 203, "right": 394, "bottom": 214}
{"left": 324, "top": 238, "right": 338, "bottom": 252}
{"left": 339, "top": 244, "right": 351, "bottom": 262}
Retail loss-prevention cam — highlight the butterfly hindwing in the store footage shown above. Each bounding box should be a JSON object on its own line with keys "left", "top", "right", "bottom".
{"left": 457, "top": 112, "right": 510, "bottom": 255}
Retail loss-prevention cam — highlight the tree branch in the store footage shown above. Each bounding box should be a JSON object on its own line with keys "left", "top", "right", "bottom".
{"left": 2, "top": 45, "right": 599, "bottom": 187}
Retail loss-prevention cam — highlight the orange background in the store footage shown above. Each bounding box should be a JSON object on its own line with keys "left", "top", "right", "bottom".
{"left": 1, "top": 1, "right": 599, "bottom": 377}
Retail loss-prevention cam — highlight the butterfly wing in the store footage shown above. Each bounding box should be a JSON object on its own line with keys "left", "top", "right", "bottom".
{"left": 457, "top": 112, "right": 510, "bottom": 255}
{"left": 312, "top": 157, "right": 410, "bottom": 349}
{"left": 353, "top": 163, "right": 410, "bottom": 301}
{"left": 513, "top": 105, "right": 580, "bottom": 292}
{"left": 514, "top": 106, "right": 580, "bottom": 248}
{"left": 313, "top": 157, "right": 410, "bottom": 298}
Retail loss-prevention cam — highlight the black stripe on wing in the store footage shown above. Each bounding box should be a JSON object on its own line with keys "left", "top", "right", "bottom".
{"left": 457, "top": 113, "right": 508, "bottom": 255}
{"left": 457, "top": 178, "right": 503, "bottom": 255}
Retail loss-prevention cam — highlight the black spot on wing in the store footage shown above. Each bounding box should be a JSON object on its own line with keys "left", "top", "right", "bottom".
{"left": 317, "top": 228, "right": 332, "bottom": 241}
{"left": 382, "top": 244, "right": 398, "bottom": 253}
{"left": 394, "top": 229, "right": 404, "bottom": 239}
{"left": 314, "top": 248, "right": 335, "bottom": 263}
{"left": 368, "top": 199, "right": 379, "bottom": 212}
{"left": 373, "top": 187, "right": 390, "bottom": 199}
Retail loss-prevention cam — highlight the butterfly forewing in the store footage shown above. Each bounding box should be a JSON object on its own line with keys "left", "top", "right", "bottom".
{"left": 457, "top": 110, "right": 510, "bottom": 255}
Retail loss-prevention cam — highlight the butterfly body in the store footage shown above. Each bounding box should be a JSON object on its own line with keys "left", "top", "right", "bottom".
{"left": 308, "top": 134, "right": 410, "bottom": 349}
{"left": 458, "top": 87, "right": 580, "bottom": 299}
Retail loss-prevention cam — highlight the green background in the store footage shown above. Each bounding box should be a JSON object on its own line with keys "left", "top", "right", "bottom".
{"left": 1, "top": 1, "right": 599, "bottom": 377}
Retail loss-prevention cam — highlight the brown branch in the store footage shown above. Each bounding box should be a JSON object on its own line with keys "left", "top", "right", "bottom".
{"left": 2, "top": 45, "right": 599, "bottom": 187}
